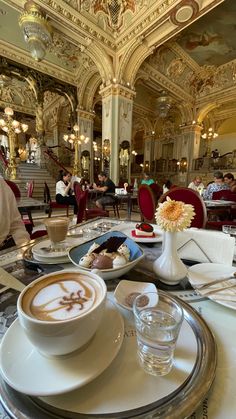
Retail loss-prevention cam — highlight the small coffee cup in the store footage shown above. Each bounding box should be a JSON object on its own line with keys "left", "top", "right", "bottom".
{"left": 17, "top": 270, "right": 107, "bottom": 357}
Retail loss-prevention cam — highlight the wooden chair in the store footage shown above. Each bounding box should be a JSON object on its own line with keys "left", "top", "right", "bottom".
{"left": 44, "top": 182, "right": 69, "bottom": 217}
{"left": 138, "top": 184, "right": 156, "bottom": 223}
{"left": 159, "top": 187, "right": 207, "bottom": 229}
{"left": 5, "top": 179, "right": 34, "bottom": 234}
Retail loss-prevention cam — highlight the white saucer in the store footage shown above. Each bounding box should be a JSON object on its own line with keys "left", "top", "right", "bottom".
{"left": 33, "top": 254, "right": 70, "bottom": 264}
{"left": 0, "top": 300, "right": 124, "bottom": 397}
{"left": 114, "top": 280, "right": 157, "bottom": 311}
{"left": 32, "top": 238, "right": 79, "bottom": 259}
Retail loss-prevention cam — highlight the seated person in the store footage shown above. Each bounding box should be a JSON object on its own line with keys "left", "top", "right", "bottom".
{"left": 163, "top": 180, "right": 172, "bottom": 194}
{"left": 224, "top": 173, "right": 236, "bottom": 193}
{"left": 141, "top": 172, "right": 155, "bottom": 186}
{"left": 188, "top": 176, "right": 204, "bottom": 192}
{"left": 55, "top": 170, "right": 78, "bottom": 214}
{"left": 93, "top": 171, "right": 116, "bottom": 209}
{"left": 0, "top": 177, "right": 30, "bottom": 250}
{"left": 203, "top": 170, "right": 230, "bottom": 200}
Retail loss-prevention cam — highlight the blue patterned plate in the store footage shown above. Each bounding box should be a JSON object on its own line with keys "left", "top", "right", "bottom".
{"left": 68, "top": 231, "right": 144, "bottom": 280}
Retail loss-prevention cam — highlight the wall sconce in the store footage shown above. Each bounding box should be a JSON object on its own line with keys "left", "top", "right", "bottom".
{"left": 103, "top": 138, "right": 110, "bottom": 160}
{"left": 179, "top": 157, "right": 187, "bottom": 173}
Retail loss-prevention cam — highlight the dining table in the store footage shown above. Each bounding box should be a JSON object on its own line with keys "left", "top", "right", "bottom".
{"left": 0, "top": 218, "right": 236, "bottom": 418}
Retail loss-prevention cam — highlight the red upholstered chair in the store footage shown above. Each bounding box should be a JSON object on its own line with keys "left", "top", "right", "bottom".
{"left": 207, "top": 190, "right": 236, "bottom": 225}
{"left": 44, "top": 182, "right": 69, "bottom": 217}
{"left": 5, "top": 179, "right": 21, "bottom": 198}
{"left": 212, "top": 190, "right": 236, "bottom": 201}
{"left": 75, "top": 189, "right": 109, "bottom": 223}
{"left": 206, "top": 220, "right": 236, "bottom": 231}
{"left": 30, "top": 230, "right": 47, "bottom": 240}
{"left": 159, "top": 187, "right": 207, "bottom": 229}
{"left": 27, "top": 180, "right": 34, "bottom": 198}
{"left": 5, "top": 179, "right": 34, "bottom": 234}
{"left": 149, "top": 183, "right": 162, "bottom": 202}
{"left": 138, "top": 185, "right": 157, "bottom": 223}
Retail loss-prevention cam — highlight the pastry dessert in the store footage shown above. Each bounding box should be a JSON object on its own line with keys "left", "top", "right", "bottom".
{"left": 79, "top": 236, "right": 130, "bottom": 269}
{"left": 134, "top": 223, "right": 154, "bottom": 237}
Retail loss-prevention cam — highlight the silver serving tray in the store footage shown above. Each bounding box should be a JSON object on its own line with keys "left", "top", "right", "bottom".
{"left": 0, "top": 296, "right": 217, "bottom": 419}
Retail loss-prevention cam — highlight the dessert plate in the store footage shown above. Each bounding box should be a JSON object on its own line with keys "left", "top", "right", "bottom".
{"left": 114, "top": 280, "right": 157, "bottom": 311}
{"left": 120, "top": 226, "right": 163, "bottom": 243}
{"left": 188, "top": 263, "right": 236, "bottom": 310}
{"left": 0, "top": 300, "right": 124, "bottom": 396}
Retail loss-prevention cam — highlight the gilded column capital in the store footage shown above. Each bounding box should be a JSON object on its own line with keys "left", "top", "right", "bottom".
{"left": 99, "top": 83, "right": 136, "bottom": 100}
{"left": 77, "top": 109, "right": 95, "bottom": 121}
{"left": 179, "top": 123, "right": 202, "bottom": 134}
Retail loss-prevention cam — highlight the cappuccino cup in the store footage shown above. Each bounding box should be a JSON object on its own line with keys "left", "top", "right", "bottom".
{"left": 17, "top": 270, "right": 107, "bottom": 357}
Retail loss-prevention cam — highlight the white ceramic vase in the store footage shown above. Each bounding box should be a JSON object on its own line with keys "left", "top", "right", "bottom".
{"left": 153, "top": 231, "right": 187, "bottom": 285}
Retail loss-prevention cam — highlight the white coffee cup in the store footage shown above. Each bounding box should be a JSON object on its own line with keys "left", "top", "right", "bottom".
{"left": 17, "top": 270, "right": 107, "bottom": 357}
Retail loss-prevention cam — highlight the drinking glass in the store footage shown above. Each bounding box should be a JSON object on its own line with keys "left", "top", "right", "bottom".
{"left": 222, "top": 225, "right": 232, "bottom": 235}
{"left": 133, "top": 291, "right": 183, "bottom": 376}
{"left": 44, "top": 217, "right": 69, "bottom": 252}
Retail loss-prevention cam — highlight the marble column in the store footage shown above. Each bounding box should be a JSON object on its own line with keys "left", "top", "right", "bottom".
{"left": 99, "top": 83, "right": 135, "bottom": 185}
{"left": 77, "top": 110, "right": 94, "bottom": 181}
{"left": 179, "top": 124, "right": 202, "bottom": 184}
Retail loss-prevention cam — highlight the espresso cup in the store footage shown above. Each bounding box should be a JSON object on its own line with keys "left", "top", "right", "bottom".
{"left": 17, "top": 270, "right": 107, "bottom": 357}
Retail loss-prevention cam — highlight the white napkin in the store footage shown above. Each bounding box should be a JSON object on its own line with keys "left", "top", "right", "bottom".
{"left": 188, "top": 265, "right": 236, "bottom": 301}
{"left": 176, "top": 228, "right": 235, "bottom": 265}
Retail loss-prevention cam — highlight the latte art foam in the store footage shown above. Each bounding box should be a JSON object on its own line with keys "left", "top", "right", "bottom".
{"left": 22, "top": 275, "right": 100, "bottom": 321}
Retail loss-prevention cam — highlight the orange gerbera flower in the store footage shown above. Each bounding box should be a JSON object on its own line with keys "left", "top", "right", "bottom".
{"left": 155, "top": 197, "right": 195, "bottom": 232}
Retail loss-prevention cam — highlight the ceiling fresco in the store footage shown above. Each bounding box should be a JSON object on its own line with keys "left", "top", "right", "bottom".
{"left": 176, "top": 0, "right": 236, "bottom": 67}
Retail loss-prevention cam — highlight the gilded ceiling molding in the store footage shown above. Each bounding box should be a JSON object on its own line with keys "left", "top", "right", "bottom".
{"left": 133, "top": 103, "right": 155, "bottom": 119}
{"left": 196, "top": 85, "right": 236, "bottom": 107}
{"left": 122, "top": 42, "right": 155, "bottom": 87}
{"left": 166, "top": 41, "right": 200, "bottom": 73}
{"left": 40, "top": 0, "right": 116, "bottom": 49}
{"left": 84, "top": 43, "right": 114, "bottom": 82}
{"left": 197, "top": 103, "right": 219, "bottom": 124}
{"left": 116, "top": 0, "right": 180, "bottom": 49}
{"left": 0, "top": 41, "right": 75, "bottom": 85}
{"left": 117, "top": 36, "right": 151, "bottom": 84}
{"left": 170, "top": 0, "right": 199, "bottom": 26}
{"left": 83, "top": 76, "right": 102, "bottom": 111}
{"left": 77, "top": 109, "right": 95, "bottom": 121}
{"left": 77, "top": 68, "right": 100, "bottom": 102}
{"left": 141, "top": 62, "right": 193, "bottom": 102}
{"left": 0, "top": 100, "right": 35, "bottom": 116}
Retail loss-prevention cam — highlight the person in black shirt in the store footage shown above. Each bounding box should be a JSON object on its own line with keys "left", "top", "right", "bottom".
{"left": 93, "top": 171, "right": 116, "bottom": 209}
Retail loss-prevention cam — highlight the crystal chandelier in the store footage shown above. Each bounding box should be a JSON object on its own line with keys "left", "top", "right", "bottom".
{"left": 201, "top": 127, "right": 218, "bottom": 157}
{"left": 19, "top": 1, "right": 52, "bottom": 62}
{"left": 63, "top": 124, "right": 89, "bottom": 177}
{"left": 156, "top": 92, "right": 172, "bottom": 118}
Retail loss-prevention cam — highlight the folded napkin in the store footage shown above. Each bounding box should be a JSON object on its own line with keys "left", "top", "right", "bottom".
{"left": 176, "top": 228, "right": 235, "bottom": 265}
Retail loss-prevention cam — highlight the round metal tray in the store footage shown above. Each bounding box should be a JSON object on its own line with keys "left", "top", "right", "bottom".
{"left": 0, "top": 296, "right": 217, "bottom": 419}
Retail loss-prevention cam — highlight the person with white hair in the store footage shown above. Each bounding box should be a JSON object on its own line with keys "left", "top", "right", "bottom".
{"left": 0, "top": 176, "right": 30, "bottom": 250}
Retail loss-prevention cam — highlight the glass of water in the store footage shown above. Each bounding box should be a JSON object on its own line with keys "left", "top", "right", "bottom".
{"left": 222, "top": 225, "right": 232, "bottom": 235}
{"left": 133, "top": 291, "right": 183, "bottom": 376}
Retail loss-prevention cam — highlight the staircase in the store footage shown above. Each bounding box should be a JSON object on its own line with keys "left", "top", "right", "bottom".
{"left": 17, "top": 162, "right": 57, "bottom": 200}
